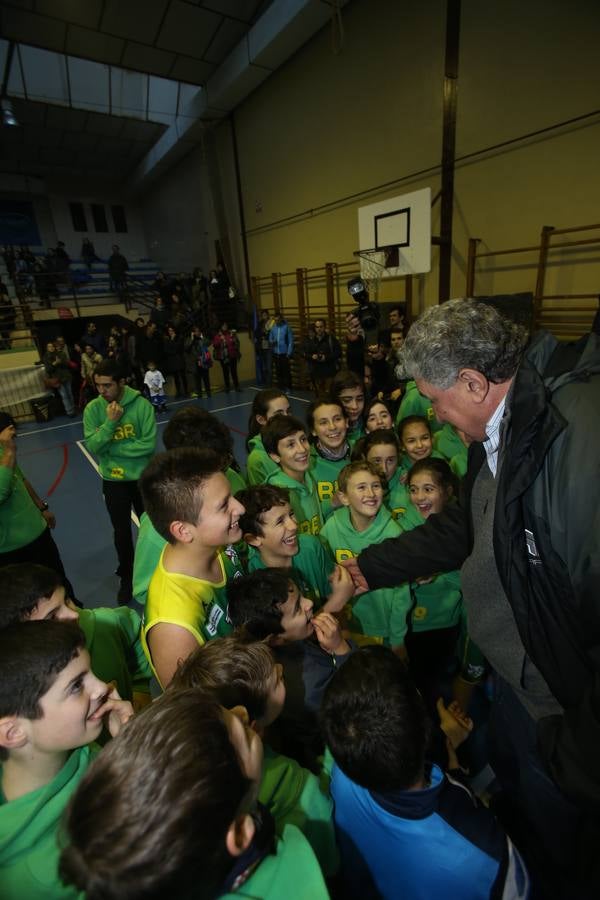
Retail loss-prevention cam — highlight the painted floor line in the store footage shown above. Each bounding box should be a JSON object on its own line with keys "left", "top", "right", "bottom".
{"left": 46, "top": 444, "right": 69, "bottom": 496}
{"left": 75, "top": 440, "right": 140, "bottom": 528}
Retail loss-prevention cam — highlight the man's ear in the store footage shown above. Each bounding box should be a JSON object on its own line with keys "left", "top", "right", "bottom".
{"left": 225, "top": 812, "right": 256, "bottom": 858}
{"left": 0, "top": 716, "right": 28, "bottom": 753}
{"left": 169, "top": 520, "right": 194, "bottom": 544}
{"left": 457, "top": 368, "right": 489, "bottom": 402}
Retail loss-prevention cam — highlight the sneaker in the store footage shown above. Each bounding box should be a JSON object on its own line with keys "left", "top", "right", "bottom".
{"left": 190, "top": 391, "right": 199, "bottom": 398}
{"left": 117, "top": 580, "right": 132, "bottom": 606}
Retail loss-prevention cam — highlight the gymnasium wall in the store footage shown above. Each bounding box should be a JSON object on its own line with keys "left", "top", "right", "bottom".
{"left": 220, "top": 0, "right": 600, "bottom": 311}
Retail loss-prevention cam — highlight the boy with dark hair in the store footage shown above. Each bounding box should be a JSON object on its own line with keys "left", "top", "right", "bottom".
{"left": 0, "top": 564, "right": 151, "bottom": 711}
{"left": 132, "top": 406, "right": 246, "bottom": 607}
{"left": 139, "top": 447, "right": 245, "bottom": 688}
{"left": 227, "top": 568, "right": 353, "bottom": 770}
{"left": 0, "top": 621, "right": 132, "bottom": 899}
{"left": 263, "top": 416, "right": 323, "bottom": 536}
{"left": 84, "top": 357, "right": 156, "bottom": 605}
{"left": 237, "top": 483, "right": 353, "bottom": 608}
{"left": 59, "top": 690, "right": 328, "bottom": 900}
{"left": 170, "top": 636, "right": 338, "bottom": 876}
{"left": 320, "top": 646, "right": 529, "bottom": 900}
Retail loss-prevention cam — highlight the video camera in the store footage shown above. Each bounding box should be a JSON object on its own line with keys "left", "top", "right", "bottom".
{"left": 347, "top": 277, "right": 380, "bottom": 331}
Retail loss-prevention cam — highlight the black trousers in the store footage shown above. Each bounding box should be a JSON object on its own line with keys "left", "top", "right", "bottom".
{"left": 220, "top": 359, "right": 240, "bottom": 391}
{"left": 102, "top": 480, "right": 144, "bottom": 585}
{"left": 173, "top": 369, "right": 188, "bottom": 396}
{"left": 194, "top": 367, "right": 211, "bottom": 396}
{"left": 273, "top": 353, "right": 292, "bottom": 390}
{"left": 0, "top": 526, "right": 78, "bottom": 604}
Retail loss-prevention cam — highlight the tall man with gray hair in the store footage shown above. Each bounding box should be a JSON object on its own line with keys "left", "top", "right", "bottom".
{"left": 343, "top": 298, "right": 600, "bottom": 898}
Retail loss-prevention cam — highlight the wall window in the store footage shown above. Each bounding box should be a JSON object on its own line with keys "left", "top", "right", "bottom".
{"left": 111, "top": 205, "right": 128, "bottom": 233}
{"left": 69, "top": 202, "right": 87, "bottom": 232}
{"left": 91, "top": 204, "right": 109, "bottom": 232}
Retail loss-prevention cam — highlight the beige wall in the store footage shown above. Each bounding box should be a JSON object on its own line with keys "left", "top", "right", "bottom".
{"left": 220, "top": 0, "right": 600, "bottom": 315}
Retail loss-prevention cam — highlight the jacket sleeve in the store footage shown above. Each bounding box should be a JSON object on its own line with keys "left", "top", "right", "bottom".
{"left": 358, "top": 503, "right": 470, "bottom": 589}
{"left": 287, "top": 326, "right": 294, "bottom": 355}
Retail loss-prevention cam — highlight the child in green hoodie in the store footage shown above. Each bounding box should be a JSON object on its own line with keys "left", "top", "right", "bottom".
{"left": 245, "top": 388, "right": 291, "bottom": 485}
{"left": 83, "top": 358, "right": 156, "bottom": 605}
{"left": 170, "top": 636, "right": 339, "bottom": 877}
{"left": 0, "top": 564, "right": 151, "bottom": 715}
{"left": 264, "top": 416, "right": 323, "bottom": 536}
{"left": 0, "top": 621, "right": 133, "bottom": 900}
{"left": 59, "top": 688, "right": 329, "bottom": 900}
{"left": 320, "top": 460, "right": 410, "bottom": 658}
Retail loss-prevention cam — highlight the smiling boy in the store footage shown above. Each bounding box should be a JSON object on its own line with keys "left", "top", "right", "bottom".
{"left": 320, "top": 461, "right": 410, "bottom": 658}
{"left": 263, "top": 416, "right": 323, "bottom": 536}
{"left": 139, "top": 447, "right": 245, "bottom": 688}
{"left": 0, "top": 621, "right": 132, "bottom": 899}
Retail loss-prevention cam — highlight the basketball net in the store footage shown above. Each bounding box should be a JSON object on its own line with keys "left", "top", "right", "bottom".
{"left": 354, "top": 248, "right": 392, "bottom": 299}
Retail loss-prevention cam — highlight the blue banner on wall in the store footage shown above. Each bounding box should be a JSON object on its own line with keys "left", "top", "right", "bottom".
{"left": 0, "top": 200, "right": 41, "bottom": 246}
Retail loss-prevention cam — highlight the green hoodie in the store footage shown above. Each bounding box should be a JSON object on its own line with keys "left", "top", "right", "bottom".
{"left": 0, "top": 745, "right": 96, "bottom": 899}
{"left": 78, "top": 607, "right": 151, "bottom": 700}
{"left": 320, "top": 506, "right": 410, "bottom": 646}
{"left": 260, "top": 746, "right": 338, "bottom": 876}
{"left": 266, "top": 469, "right": 323, "bottom": 536}
{"left": 221, "top": 823, "right": 329, "bottom": 900}
{"left": 395, "top": 379, "right": 442, "bottom": 433}
{"left": 83, "top": 385, "right": 156, "bottom": 481}
{"left": 248, "top": 534, "right": 335, "bottom": 605}
{"left": 309, "top": 445, "right": 349, "bottom": 521}
{"left": 246, "top": 434, "right": 279, "bottom": 485}
{"left": 0, "top": 456, "right": 47, "bottom": 553}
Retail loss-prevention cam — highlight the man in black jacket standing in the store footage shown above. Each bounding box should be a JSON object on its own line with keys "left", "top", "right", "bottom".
{"left": 302, "top": 318, "right": 341, "bottom": 395}
{"left": 343, "top": 298, "right": 600, "bottom": 899}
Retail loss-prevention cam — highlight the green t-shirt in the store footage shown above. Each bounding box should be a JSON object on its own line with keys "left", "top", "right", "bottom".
{"left": 346, "top": 421, "right": 365, "bottom": 447}
{"left": 0, "top": 745, "right": 96, "bottom": 899}
{"left": 246, "top": 434, "right": 279, "bottom": 485}
{"left": 395, "top": 379, "right": 442, "bottom": 433}
{"left": 398, "top": 503, "right": 463, "bottom": 632}
{"left": 0, "top": 458, "right": 47, "bottom": 554}
{"left": 248, "top": 534, "right": 335, "bottom": 606}
{"left": 259, "top": 745, "right": 338, "bottom": 876}
{"left": 220, "top": 823, "right": 329, "bottom": 900}
{"left": 78, "top": 606, "right": 151, "bottom": 700}
{"left": 320, "top": 506, "right": 410, "bottom": 646}
{"left": 266, "top": 470, "right": 323, "bottom": 536}
{"left": 309, "top": 445, "right": 349, "bottom": 521}
{"left": 132, "top": 467, "right": 245, "bottom": 608}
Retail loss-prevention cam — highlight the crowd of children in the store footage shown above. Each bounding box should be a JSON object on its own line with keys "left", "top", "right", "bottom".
{"left": 0, "top": 373, "right": 533, "bottom": 900}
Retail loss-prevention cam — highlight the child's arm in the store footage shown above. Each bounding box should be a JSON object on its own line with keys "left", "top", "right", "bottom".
{"left": 436, "top": 698, "right": 473, "bottom": 772}
{"left": 321, "top": 564, "right": 354, "bottom": 614}
{"left": 312, "top": 612, "right": 351, "bottom": 657}
{"left": 147, "top": 622, "right": 200, "bottom": 688}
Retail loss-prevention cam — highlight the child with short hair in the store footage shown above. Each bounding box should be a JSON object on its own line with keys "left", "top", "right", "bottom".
{"left": 227, "top": 568, "right": 353, "bottom": 770}
{"left": 330, "top": 371, "right": 366, "bottom": 446}
{"left": 60, "top": 689, "right": 329, "bottom": 900}
{"left": 143, "top": 360, "right": 167, "bottom": 413}
{"left": 0, "top": 564, "right": 151, "bottom": 712}
{"left": 320, "top": 646, "right": 528, "bottom": 900}
{"left": 237, "top": 484, "right": 354, "bottom": 609}
{"left": 170, "top": 636, "right": 339, "bottom": 876}
{"left": 132, "top": 406, "right": 247, "bottom": 607}
{"left": 139, "top": 447, "right": 245, "bottom": 688}
{"left": 246, "top": 389, "right": 291, "bottom": 485}
{"left": 263, "top": 415, "right": 323, "bottom": 536}
{"left": 358, "top": 427, "right": 410, "bottom": 519}
{"left": 320, "top": 460, "right": 410, "bottom": 658}
{"left": 0, "top": 621, "right": 132, "bottom": 900}
{"left": 307, "top": 398, "right": 350, "bottom": 520}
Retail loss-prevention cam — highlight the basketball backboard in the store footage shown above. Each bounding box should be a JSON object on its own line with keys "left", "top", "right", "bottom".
{"left": 357, "top": 187, "right": 431, "bottom": 278}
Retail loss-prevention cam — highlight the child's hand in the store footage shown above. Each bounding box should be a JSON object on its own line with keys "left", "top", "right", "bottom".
{"left": 339, "top": 558, "right": 370, "bottom": 596}
{"left": 312, "top": 612, "right": 350, "bottom": 656}
{"left": 323, "top": 564, "right": 355, "bottom": 613}
{"left": 89, "top": 685, "right": 134, "bottom": 738}
{"left": 436, "top": 697, "right": 473, "bottom": 750}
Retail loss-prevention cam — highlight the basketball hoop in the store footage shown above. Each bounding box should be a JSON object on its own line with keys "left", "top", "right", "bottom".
{"left": 354, "top": 246, "right": 399, "bottom": 298}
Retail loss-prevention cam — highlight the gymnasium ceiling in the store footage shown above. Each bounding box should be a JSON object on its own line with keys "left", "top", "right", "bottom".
{"left": 0, "top": 0, "right": 346, "bottom": 184}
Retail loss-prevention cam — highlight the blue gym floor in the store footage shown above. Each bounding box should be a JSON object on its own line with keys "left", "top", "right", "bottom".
{"left": 15, "top": 385, "right": 312, "bottom": 609}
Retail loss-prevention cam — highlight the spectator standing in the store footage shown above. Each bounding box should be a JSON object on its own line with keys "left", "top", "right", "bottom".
{"left": 80, "top": 238, "right": 99, "bottom": 269}
{"left": 79, "top": 321, "right": 106, "bottom": 357}
{"left": 42, "top": 340, "right": 76, "bottom": 417}
{"left": 254, "top": 308, "right": 274, "bottom": 386}
{"left": 344, "top": 313, "right": 366, "bottom": 378}
{"left": 149, "top": 295, "right": 169, "bottom": 330}
{"left": 144, "top": 361, "right": 168, "bottom": 413}
{"left": 108, "top": 245, "right": 128, "bottom": 293}
{"left": 137, "top": 322, "right": 164, "bottom": 371}
{"left": 270, "top": 311, "right": 294, "bottom": 391}
{"left": 54, "top": 241, "right": 70, "bottom": 284}
{"left": 186, "top": 325, "right": 212, "bottom": 398}
{"left": 163, "top": 325, "right": 188, "bottom": 397}
{"left": 212, "top": 322, "right": 241, "bottom": 393}
{"left": 83, "top": 359, "right": 156, "bottom": 605}
{"left": 302, "top": 319, "right": 342, "bottom": 395}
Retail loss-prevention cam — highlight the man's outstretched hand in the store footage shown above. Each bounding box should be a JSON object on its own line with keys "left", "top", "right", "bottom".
{"left": 340, "top": 558, "right": 370, "bottom": 595}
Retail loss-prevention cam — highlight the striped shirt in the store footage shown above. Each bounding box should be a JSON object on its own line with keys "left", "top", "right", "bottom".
{"left": 483, "top": 395, "right": 507, "bottom": 477}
